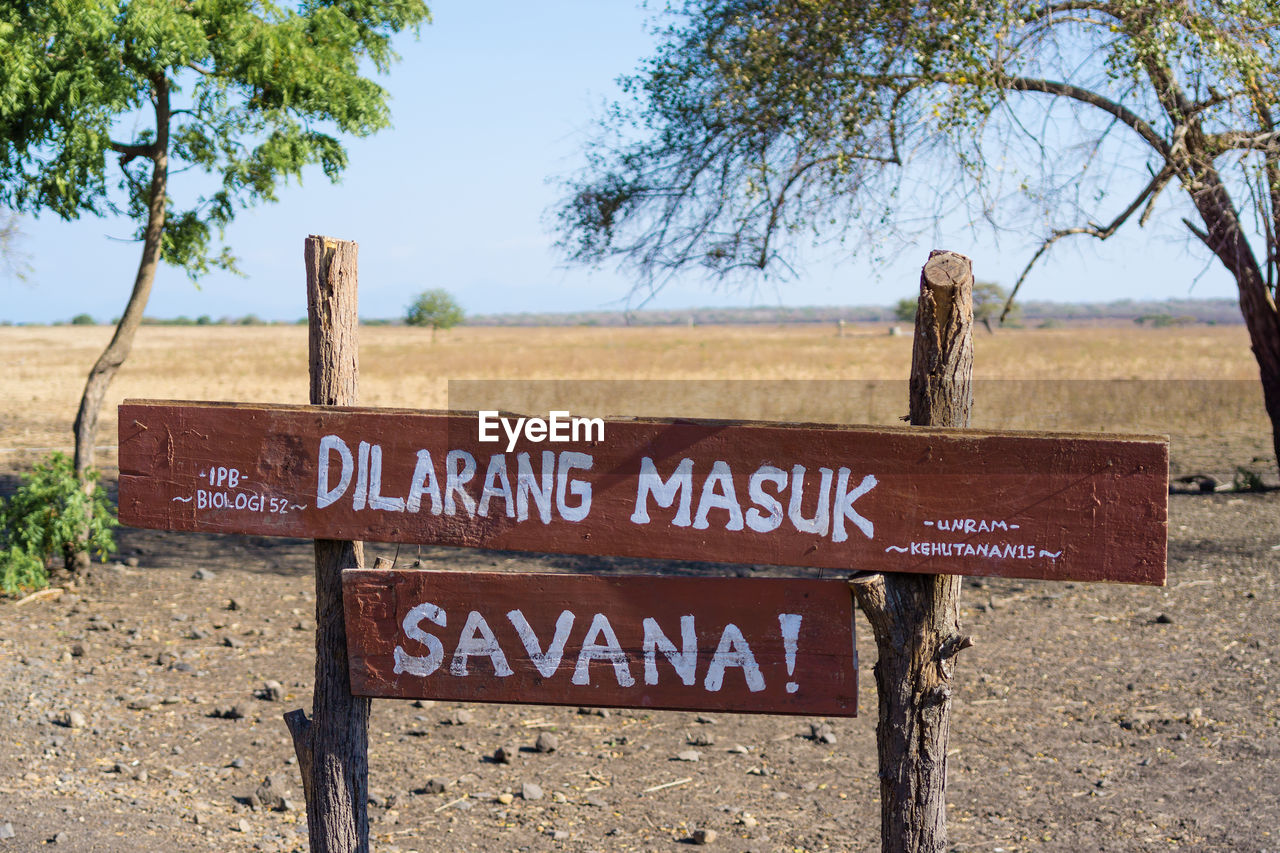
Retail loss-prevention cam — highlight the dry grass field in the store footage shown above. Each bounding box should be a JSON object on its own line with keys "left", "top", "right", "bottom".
{"left": 0, "top": 322, "right": 1272, "bottom": 480}
{"left": 2, "top": 321, "right": 1279, "bottom": 852}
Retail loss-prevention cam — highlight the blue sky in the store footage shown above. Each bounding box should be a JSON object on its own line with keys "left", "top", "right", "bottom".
{"left": 1, "top": 1, "right": 1241, "bottom": 324}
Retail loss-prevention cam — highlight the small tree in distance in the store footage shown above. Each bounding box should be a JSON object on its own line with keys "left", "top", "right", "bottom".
{"left": 896, "top": 282, "right": 1016, "bottom": 330}
{"left": 893, "top": 297, "right": 916, "bottom": 324}
{"left": 973, "top": 282, "right": 1019, "bottom": 331}
{"left": 405, "top": 288, "right": 465, "bottom": 341}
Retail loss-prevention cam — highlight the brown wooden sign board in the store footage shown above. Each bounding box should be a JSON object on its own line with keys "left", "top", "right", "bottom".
{"left": 118, "top": 400, "right": 1168, "bottom": 584}
{"left": 342, "top": 569, "right": 857, "bottom": 715}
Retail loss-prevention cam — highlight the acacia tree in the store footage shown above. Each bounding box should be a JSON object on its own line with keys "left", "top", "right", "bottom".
{"left": 557, "top": 0, "right": 1280, "bottom": 477}
{"left": 0, "top": 0, "right": 430, "bottom": 491}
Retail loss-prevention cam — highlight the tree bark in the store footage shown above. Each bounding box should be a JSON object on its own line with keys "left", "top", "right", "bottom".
{"left": 68, "top": 76, "right": 170, "bottom": 571}
{"left": 286, "top": 236, "right": 369, "bottom": 853}
{"left": 852, "top": 250, "right": 974, "bottom": 853}
{"left": 72, "top": 79, "right": 170, "bottom": 485}
{"left": 1184, "top": 165, "right": 1280, "bottom": 478}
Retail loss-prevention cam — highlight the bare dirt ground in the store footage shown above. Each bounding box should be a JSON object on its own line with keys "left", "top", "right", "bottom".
{"left": 1, "top": 482, "right": 1277, "bottom": 853}
{"left": 1, "top": 325, "right": 1278, "bottom": 852}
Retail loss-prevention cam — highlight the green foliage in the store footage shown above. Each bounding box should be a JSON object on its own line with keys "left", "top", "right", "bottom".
{"left": 893, "top": 297, "right": 917, "bottom": 323}
{"left": 70, "top": 313, "right": 96, "bottom": 325}
{"left": 405, "top": 289, "right": 465, "bottom": 336}
{"left": 557, "top": 0, "right": 1280, "bottom": 304}
{"left": 973, "top": 282, "right": 1017, "bottom": 326}
{"left": 0, "top": 453, "right": 116, "bottom": 594}
{"left": 0, "top": 546, "right": 46, "bottom": 596}
{"left": 0, "top": 0, "right": 431, "bottom": 280}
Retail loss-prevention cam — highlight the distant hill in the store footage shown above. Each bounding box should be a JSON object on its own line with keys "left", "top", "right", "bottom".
{"left": 463, "top": 298, "right": 1243, "bottom": 327}
{"left": 30, "top": 298, "right": 1240, "bottom": 328}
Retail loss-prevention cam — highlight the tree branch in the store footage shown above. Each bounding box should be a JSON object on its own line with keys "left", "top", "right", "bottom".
{"left": 1003, "top": 76, "right": 1171, "bottom": 157}
{"left": 110, "top": 141, "right": 160, "bottom": 166}
{"left": 1207, "top": 129, "right": 1280, "bottom": 155}
{"left": 1002, "top": 165, "right": 1175, "bottom": 320}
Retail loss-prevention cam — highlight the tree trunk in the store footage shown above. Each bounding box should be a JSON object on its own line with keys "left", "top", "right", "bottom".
{"left": 852, "top": 250, "right": 974, "bottom": 853}
{"left": 285, "top": 236, "right": 370, "bottom": 853}
{"left": 1185, "top": 167, "right": 1280, "bottom": 478}
{"left": 67, "top": 78, "right": 170, "bottom": 572}
{"left": 72, "top": 82, "right": 170, "bottom": 485}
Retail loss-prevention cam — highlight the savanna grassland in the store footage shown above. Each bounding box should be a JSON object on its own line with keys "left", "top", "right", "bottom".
{"left": 0, "top": 321, "right": 1277, "bottom": 853}
{"left": 0, "top": 322, "right": 1271, "bottom": 477}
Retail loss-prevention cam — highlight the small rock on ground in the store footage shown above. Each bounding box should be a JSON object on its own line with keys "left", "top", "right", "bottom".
{"left": 809, "top": 722, "right": 837, "bottom": 745}
{"left": 422, "top": 777, "right": 450, "bottom": 794}
{"left": 56, "top": 710, "right": 87, "bottom": 729}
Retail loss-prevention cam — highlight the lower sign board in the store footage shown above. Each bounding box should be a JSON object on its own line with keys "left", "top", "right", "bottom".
{"left": 342, "top": 569, "right": 857, "bottom": 716}
{"left": 118, "top": 401, "right": 1168, "bottom": 584}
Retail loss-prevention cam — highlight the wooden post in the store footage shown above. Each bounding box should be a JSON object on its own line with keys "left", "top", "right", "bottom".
{"left": 852, "top": 250, "right": 974, "bottom": 853}
{"left": 285, "top": 236, "right": 370, "bottom": 853}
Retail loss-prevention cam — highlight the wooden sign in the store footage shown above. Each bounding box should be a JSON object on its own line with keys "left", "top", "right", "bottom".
{"left": 118, "top": 400, "right": 1168, "bottom": 584}
{"left": 342, "top": 569, "right": 857, "bottom": 716}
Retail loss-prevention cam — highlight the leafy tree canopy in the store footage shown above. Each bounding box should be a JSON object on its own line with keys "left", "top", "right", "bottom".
{"left": 558, "top": 0, "right": 1280, "bottom": 473}
{"left": 0, "top": 0, "right": 429, "bottom": 278}
{"left": 1, "top": 0, "right": 429, "bottom": 483}
{"left": 405, "top": 287, "right": 464, "bottom": 334}
{"left": 558, "top": 0, "right": 1280, "bottom": 301}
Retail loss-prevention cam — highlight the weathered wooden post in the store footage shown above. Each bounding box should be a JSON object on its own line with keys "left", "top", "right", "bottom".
{"left": 116, "top": 243, "right": 1166, "bottom": 853}
{"left": 852, "top": 249, "right": 974, "bottom": 853}
{"left": 285, "top": 236, "right": 370, "bottom": 853}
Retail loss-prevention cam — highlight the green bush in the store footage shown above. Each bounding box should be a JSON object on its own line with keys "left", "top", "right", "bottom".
{"left": 0, "top": 546, "right": 46, "bottom": 595}
{"left": 0, "top": 453, "right": 117, "bottom": 594}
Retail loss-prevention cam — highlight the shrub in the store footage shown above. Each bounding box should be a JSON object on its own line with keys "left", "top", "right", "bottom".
{"left": 69, "top": 313, "right": 95, "bottom": 325}
{"left": 0, "top": 546, "right": 46, "bottom": 595}
{"left": 0, "top": 453, "right": 117, "bottom": 594}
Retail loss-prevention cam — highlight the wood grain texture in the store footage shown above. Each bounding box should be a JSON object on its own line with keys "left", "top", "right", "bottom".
{"left": 856, "top": 249, "right": 973, "bottom": 853}
{"left": 342, "top": 569, "right": 857, "bottom": 716}
{"left": 296, "top": 235, "right": 369, "bottom": 853}
{"left": 118, "top": 401, "right": 1168, "bottom": 585}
